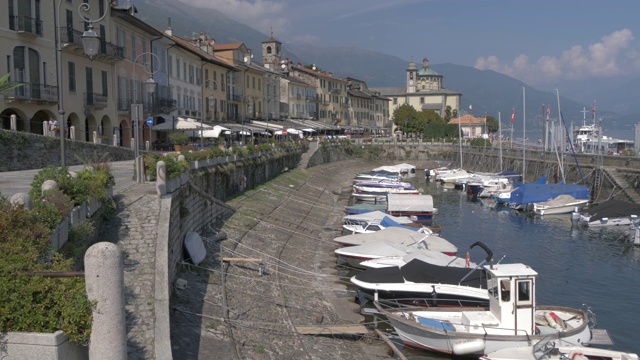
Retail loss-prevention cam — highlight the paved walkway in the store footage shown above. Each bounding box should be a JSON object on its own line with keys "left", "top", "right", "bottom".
{"left": 0, "top": 160, "right": 158, "bottom": 359}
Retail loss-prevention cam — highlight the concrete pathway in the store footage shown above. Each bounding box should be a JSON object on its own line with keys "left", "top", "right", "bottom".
{"left": 0, "top": 160, "right": 137, "bottom": 198}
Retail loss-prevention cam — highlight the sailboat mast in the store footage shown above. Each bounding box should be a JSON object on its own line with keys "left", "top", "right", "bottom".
{"left": 556, "top": 88, "right": 564, "bottom": 175}
{"left": 522, "top": 86, "right": 526, "bottom": 183}
{"left": 459, "top": 110, "right": 463, "bottom": 169}
{"left": 498, "top": 112, "right": 503, "bottom": 172}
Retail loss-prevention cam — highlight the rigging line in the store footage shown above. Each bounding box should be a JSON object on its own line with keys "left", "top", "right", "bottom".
{"left": 221, "top": 246, "right": 339, "bottom": 279}
{"left": 560, "top": 111, "right": 586, "bottom": 185}
{"left": 222, "top": 218, "right": 339, "bottom": 246}
{"left": 186, "top": 262, "right": 351, "bottom": 291}
{"left": 218, "top": 231, "right": 335, "bottom": 258}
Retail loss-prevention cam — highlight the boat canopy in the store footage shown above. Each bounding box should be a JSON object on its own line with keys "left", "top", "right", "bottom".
{"left": 386, "top": 194, "right": 435, "bottom": 212}
{"left": 509, "top": 183, "right": 589, "bottom": 206}
{"left": 584, "top": 199, "right": 640, "bottom": 222}
{"left": 343, "top": 211, "right": 413, "bottom": 224}
{"left": 354, "top": 258, "right": 487, "bottom": 288}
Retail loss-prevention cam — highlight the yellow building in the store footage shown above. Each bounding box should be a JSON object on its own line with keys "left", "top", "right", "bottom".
{"left": 371, "top": 57, "right": 461, "bottom": 133}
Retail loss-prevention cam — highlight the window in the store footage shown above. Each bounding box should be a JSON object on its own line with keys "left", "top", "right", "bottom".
{"left": 212, "top": 70, "right": 217, "bottom": 89}
{"left": 131, "top": 34, "right": 137, "bottom": 60}
{"left": 182, "top": 63, "right": 186, "bottom": 81}
{"left": 246, "top": 75, "right": 249, "bottom": 88}
{"left": 252, "top": 76, "right": 255, "bottom": 89}
{"left": 420, "top": 97, "right": 425, "bottom": 104}
{"left": 258, "top": 78, "right": 261, "bottom": 91}
{"left": 101, "top": 70, "right": 108, "bottom": 96}
{"left": 393, "top": 98, "right": 397, "bottom": 105}
{"left": 220, "top": 72, "right": 224, "bottom": 91}
{"left": 516, "top": 280, "right": 533, "bottom": 306}
{"left": 188, "top": 65, "right": 194, "bottom": 84}
{"left": 141, "top": 40, "right": 147, "bottom": 64}
{"left": 68, "top": 62, "right": 76, "bottom": 92}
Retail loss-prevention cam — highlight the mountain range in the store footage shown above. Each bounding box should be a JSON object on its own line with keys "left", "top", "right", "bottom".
{"left": 133, "top": 0, "right": 640, "bottom": 136}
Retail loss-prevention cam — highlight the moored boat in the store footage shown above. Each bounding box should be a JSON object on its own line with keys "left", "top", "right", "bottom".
{"left": 533, "top": 195, "right": 589, "bottom": 216}
{"left": 376, "top": 262, "right": 604, "bottom": 356}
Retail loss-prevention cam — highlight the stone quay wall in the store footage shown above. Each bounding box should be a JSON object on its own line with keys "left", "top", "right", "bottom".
{"left": 0, "top": 129, "right": 135, "bottom": 172}
{"left": 164, "top": 147, "right": 304, "bottom": 289}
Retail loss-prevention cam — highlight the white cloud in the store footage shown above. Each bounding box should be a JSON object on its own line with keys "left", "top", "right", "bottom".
{"left": 475, "top": 29, "right": 637, "bottom": 84}
{"left": 182, "top": 0, "right": 288, "bottom": 35}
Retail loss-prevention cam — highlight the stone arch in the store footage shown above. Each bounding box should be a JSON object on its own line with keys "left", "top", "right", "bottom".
{"left": 66, "top": 112, "right": 81, "bottom": 140}
{"left": 1, "top": 107, "right": 28, "bottom": 131}
{"left": 32, "top": 109, "right": 56, "bottom": 135}
{"left": 119, "top": 118, "right": 131, "bottom": 148}
{"left": 100, "top": 115, "right": 112, "bottom": 140}
{"left": 85, "top": 114, "right": 98, "bottom": 142}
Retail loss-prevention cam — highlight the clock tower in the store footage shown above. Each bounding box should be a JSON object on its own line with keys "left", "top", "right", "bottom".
{"left": 406, "top": 60, "right": 417, "bottom": 93}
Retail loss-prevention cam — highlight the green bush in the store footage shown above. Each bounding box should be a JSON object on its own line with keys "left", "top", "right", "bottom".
{"left": 0, "top": 199, "right": 92, "bottom": 345}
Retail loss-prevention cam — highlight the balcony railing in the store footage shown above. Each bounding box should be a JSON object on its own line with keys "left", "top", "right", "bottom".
{"left": 84, "top": 92, "right": 107, "bottom": 108}
{"left": 117, "top": 98, "right": 130, "bottom": 111}
{"left": 330, "top": 88, "right": 342, "bottom": 94}
{"left": 154, "top": 97, "right": 177, "bottom": 113}
{"left": 306, "top": 94, "right": 318, "bottom": 101}
{"left": 9, "top": 15, "right": 43, "bottom": 37}
{"left": 58, "top": 27, "right": 124, "bottom": 60}
{"left": 227, "top": 94, "right": 241, "bottom": 102}
{"left": 4, "top": 82, "right": 58, "bottom": 102}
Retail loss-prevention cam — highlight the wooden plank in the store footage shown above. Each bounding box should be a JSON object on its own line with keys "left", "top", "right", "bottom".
{"left": 222, "top": 258, "right": 262, "bottom": 263}
{"left": 374, "top": 329, "right": 408, "bottom": 360}
{"left": 295, "top": 325, "right": 369, "bottom": 335}
{"left": 588, "top": 328, "right": 614, "bottom": 346}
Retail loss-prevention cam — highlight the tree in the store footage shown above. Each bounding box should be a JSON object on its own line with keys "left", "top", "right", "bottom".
{"left": 485, "top": 115, "right": 499, "bottom": 133}
{"left": 444, "top": 105, "right": 452, "bottom": 123}
{"left": 0, "top": 73, "right": 21, "bottom": 94}
{"left": 392, "top": 104, "right": 421, "bottom": 135}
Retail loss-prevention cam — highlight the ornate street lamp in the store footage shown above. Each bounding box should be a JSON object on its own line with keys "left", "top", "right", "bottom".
{"left": 55, "top": 0, "right": 110, "bottom": 166}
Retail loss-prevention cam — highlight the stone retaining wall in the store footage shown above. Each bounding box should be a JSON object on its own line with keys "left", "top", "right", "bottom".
{"left": 0, "top": 129, "right": 135, "bottom": 172}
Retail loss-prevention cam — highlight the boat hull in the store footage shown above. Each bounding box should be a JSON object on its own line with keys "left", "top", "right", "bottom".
{"left": 382, "top": 305, "right": 592, "bottom": 356}
{"left": 533, "top": 200, "right": 588, "bottom": 216}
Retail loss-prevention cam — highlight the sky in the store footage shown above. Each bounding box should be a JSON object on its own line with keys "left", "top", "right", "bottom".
{"left": 184, "top": 0, "right": 640, "bottom": 87}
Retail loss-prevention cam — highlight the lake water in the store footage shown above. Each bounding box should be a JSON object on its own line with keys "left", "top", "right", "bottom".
{"left": 349, "top": 175, "right": 640, "bottom": 358}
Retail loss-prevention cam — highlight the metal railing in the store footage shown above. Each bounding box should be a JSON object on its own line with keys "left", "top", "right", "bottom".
{"left": 4, "top": 82, "right": 58, "bottom": 102}
{"left": 154, "top": 97, "right": 177, "bottom": 113}
{"left": 9, "top": 15, "right": 43, "bottom": 36}
{"left": 84, "top": 92, "right": 107, "bottom": 108}
{"left": 58, "top": 27, "right": 124, "bottom": 59}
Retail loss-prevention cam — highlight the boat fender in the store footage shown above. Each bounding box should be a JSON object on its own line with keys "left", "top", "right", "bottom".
{"left": 544, "top": 312, "right": 558, "bottom": 328}
{"left": 570, "top": 352, "right": 588, "bottom": 360}
{"left": 544, "top": 311, "right": 562, "bottom": 331}
{"left": 452, "top": 339, "right": 485, "bottom": 355}
{"left": 465, "top": 251, "right": 471, "bottom": 267}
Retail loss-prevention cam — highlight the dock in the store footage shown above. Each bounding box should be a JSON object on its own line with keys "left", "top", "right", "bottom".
{"left": 295, "top": 324, "right": 369, "bottom": 335}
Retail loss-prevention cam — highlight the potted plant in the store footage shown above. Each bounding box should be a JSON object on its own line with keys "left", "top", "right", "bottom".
{"left": 168, "top": 131, "right": 189, "bottom": 151}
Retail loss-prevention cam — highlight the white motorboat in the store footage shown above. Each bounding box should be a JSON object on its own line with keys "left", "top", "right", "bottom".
{"left": 376, "top": 263, "right": 605, "bottom": 356}
{"left": 334, "top": 226, "right": 437, "bottom": 247}
{"left": 533, "top": 195, "right": 589, "bottom": 216}
{"left": 342, "top": 214, "right": 425, "bottom": 234}
{"left": 578, "top": 199, "right": 640, "bottom": 227}
{"left": 351, "top": 242, "right": 495, "bottom": 307}
{"left": 481, "top": 335, "right": 638, "bottom": 360}
{"left": 436, "top": 169, "right": 470, "bottom": 184}
{"left": 334, "top": 233, "right": 458, "bottom": 268}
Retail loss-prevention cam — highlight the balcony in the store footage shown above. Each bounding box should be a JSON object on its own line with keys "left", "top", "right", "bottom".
{"left": 9, "top": 15, "right": 43, "bottom": 37}
{"left": 117, "top": 98, "right": 130, "bottom": 112}
{"left": 330, "top": 88, "right": 342, "bottom": 95}
{"left": 58, "top": 27, "right": 124, "bottom": 62}
{"left": 84, "top": 92, "right": 107, "bottom": 109}
{"left": 4, "top": 82, "right": 58, "bottom": 103}
{"left": 306, "top": 94, "right": 318, "bottom": 101}
{"left": 154, "top": 97, "right": 177, "bottom": 113}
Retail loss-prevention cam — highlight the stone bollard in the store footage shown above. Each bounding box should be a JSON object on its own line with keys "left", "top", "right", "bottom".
{"left": 43, "top": 121, "right": 49, "bottom": 136}
{"left": 41, "top": 179, "right": 58, "bottom": 195}
{"left": 10, "top": 192, "right": 31, "bottom": 210}
{"left": 70, "top": 126, "right": 76, "bottom": 140}
{"left": 93, "top": 131, "right": 98, "bottom": 144}
{"left": 68, "top": 171, "right": 79, "bottom": 179}
{"left": 156, "top": 160, "right": 166, "bottom": 196}
{"left": 84, "top": 242, "right": 127, "bottom": 360}
{"left": 10, "top": 114, "right": 17, "bottom": 131}
{"left": 178, "top": 155, "right": 186, "bottom": 162}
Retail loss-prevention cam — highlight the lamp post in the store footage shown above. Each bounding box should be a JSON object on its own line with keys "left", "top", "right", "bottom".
{"left": 55, "top": 0, "right": 109, "bottom": 167}
{"left": 131, "top": 52, "right": 159, "bottom": 182}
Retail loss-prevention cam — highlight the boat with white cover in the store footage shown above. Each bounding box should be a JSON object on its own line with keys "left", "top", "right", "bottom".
{"left": 334, "top": 233, "right": 458, "bottom": 268}
{"left": 342, "top": 215, "right": 426, "bottom": 234}
{"left": 376, "top": 263, "right": 604, "bottom": 356}
{"left": 532, "top": 194, "right": 589, "bottom": 216}
{"left": 334, "top": 226, "right": 439, "bottom": 248}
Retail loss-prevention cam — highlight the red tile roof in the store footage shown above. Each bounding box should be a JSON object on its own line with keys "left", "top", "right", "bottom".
{"left": 449, "top": 114, "right": 486, "bottom": 125}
